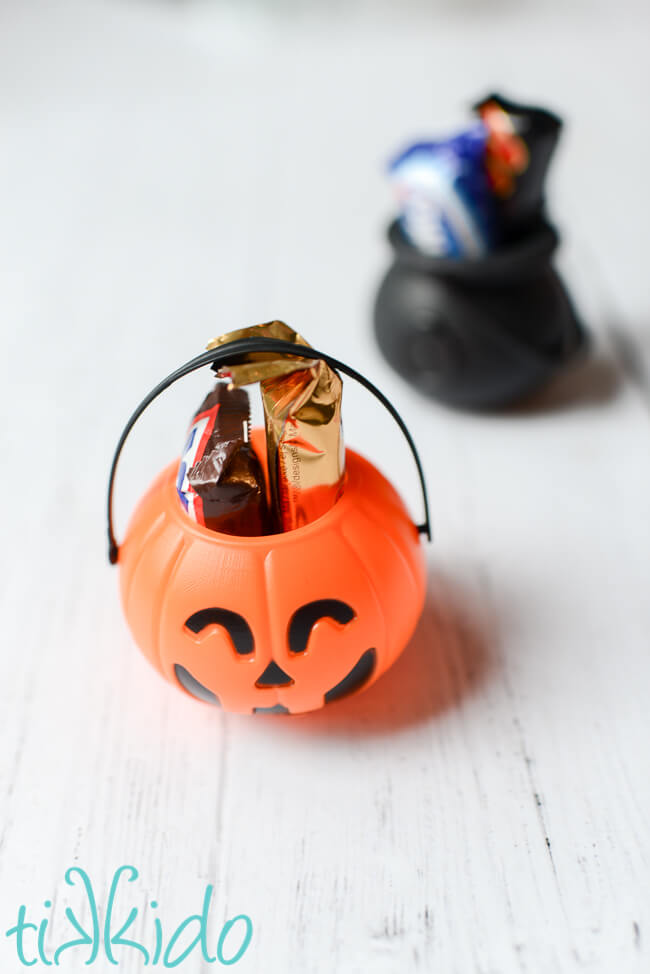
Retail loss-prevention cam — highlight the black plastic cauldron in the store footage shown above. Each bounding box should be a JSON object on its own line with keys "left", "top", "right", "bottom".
{"left": 373, "top": 216, "right": 587, "bottom": 409}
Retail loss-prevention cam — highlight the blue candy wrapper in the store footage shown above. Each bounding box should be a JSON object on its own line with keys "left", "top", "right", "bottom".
{"left": 389, "top": 123, "right": 497, "bottom": 258}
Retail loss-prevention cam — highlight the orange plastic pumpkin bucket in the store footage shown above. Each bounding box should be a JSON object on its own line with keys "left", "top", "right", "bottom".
{"left": 107, "top": 338, "right": 431, "bottom": 715}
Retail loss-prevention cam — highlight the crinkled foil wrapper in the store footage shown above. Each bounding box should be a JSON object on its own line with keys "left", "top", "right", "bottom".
{"left": 207, "top": 321, "right": 345, "bottom": 532}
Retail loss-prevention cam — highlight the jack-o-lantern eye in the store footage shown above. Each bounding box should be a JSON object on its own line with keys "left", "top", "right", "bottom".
{"left": 288, "top": 599, "right": 355, "bottom": 655}
{"left": 184, "top": 608, "right": 254, "bottom": 656}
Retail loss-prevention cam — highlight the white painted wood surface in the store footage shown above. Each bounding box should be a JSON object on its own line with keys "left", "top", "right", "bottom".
{"left": 1, "top": 1, "right": 649, "bottom": 971}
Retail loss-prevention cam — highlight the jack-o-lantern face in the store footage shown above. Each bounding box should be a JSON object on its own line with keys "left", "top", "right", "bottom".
{"left": 119, "top": 445, "right": 426, "bottom": 715}
{"left": 174, "top": 600, "right": 374, "bottom": 713}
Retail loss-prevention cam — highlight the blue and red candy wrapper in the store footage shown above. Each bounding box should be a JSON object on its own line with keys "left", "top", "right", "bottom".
{"left": 389, "top": 123, "right": 498, "bottom": 258}
{"left": 388, "top": 93, "right": 562, "bottom": 257}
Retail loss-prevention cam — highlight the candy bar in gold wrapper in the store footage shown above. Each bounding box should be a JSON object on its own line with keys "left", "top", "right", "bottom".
{"left": 207, "top": 321, "right": 345, "bottom": 532}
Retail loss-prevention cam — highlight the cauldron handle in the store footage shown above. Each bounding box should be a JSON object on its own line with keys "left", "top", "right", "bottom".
{"left": 107, "top": 337, "right": 432, "bottom": 564}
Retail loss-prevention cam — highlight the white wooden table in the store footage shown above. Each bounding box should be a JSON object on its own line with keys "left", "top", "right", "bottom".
{"left": 1, "top": 1, "right": 648, "bottom": 971}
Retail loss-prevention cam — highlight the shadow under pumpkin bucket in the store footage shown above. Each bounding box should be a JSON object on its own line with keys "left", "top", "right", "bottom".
{"left": 107, "top": 338, "right": 431, "bottom": 715}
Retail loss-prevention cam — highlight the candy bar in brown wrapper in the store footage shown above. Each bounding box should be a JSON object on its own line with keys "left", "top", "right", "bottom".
{"left": 207, "top": 321, "right": 345, "bottom": 533}
{"left": 176, "top": 382, "right": 268, "bottom": 536}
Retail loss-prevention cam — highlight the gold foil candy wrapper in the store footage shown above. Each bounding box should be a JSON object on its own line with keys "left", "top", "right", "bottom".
{"left": 207, "top": 321, "right": 345, "bottom": 532}
{"left": 207, "top": 320, "right": 315, "bottom": 384}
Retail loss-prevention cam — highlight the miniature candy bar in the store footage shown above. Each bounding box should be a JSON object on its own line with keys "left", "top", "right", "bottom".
{"left": 176, "top": 382, "right": 268, "bottom": 536}
{"left": 208, "top": 321, "right": 345, "bottom": 533}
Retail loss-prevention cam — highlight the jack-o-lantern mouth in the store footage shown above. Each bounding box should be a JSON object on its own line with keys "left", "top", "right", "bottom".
{"left": 174, "top": 648, "right": 376, "bottom": 713}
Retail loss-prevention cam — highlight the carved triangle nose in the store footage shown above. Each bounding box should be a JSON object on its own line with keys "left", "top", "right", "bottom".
{"left": 255, "top": 661, "right": 294, "bottom": 688}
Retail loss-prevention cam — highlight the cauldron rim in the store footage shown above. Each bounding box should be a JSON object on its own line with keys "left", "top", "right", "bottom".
{"left": 386, "top": 218, "right": 560, "bottom": 284}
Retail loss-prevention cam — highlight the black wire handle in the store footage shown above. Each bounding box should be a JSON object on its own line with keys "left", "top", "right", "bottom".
{"left": 107, "top": 337, "right": 432, "bottom": 564}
